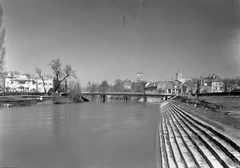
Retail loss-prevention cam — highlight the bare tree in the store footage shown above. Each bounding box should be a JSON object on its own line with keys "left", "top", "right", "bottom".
{"left": 0, "top": 3, "right": 6, "bottom": 73}
{"left": 49, "top": 58, "right": 77, "bottom": 92}
{"left": 35, "top": 67, "right": 47, "bottom": 93}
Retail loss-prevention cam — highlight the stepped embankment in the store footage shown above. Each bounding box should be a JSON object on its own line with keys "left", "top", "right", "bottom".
{"left": 157, "top": 97, "right": 240, "bottom": 168}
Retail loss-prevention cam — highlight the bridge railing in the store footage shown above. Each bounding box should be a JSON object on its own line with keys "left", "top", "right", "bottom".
{"left": 81, "top": 92, "right": 172, "bottom": 97}
{"left": 82, "top": 91, "right": 144, "bottom": 95}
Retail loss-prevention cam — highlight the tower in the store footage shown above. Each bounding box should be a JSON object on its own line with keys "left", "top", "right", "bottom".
{"left": 136, "top": 72, "right": 143, "bottom": 81}
{"left": 176, "top": 70, "right": 182, "bottom": 81}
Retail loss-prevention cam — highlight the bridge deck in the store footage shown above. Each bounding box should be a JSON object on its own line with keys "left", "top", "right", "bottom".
{"left": 82, "top": 92, "right": 173, "bottom": 97}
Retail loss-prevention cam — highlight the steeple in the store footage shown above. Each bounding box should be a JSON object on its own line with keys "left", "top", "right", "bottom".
{"left": 136, "top": 71, "right": 143, "bottom": 81}
{"left": 176, "top": 70, "right": 182, "bottom": 81}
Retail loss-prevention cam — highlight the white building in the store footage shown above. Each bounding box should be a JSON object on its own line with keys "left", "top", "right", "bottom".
{"left": 35, "top": 75, "right": 53, "bottom": 93}
{"left": 4, "top": 73, "right": 53, "bottom": 93}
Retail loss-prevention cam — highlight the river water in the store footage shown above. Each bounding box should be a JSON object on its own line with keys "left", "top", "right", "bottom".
{"left": 0, "top": 100, "right": 160, "bottom": 168}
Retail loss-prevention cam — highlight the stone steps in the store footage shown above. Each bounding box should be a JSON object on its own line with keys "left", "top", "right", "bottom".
{"left": 158, "top": 102, "right": 240, "bottom": 168}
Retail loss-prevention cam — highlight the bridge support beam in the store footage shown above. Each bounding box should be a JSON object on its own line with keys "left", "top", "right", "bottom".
{"left": 123, "top": 96, "right": 128, "bottom": 102}
{"left": 164, "top": 96, "right": 168, "bottom": 100}
{"left": 143, "top": 96, "right": 147, "bottom": 102}
{"left": 102, "top": 95, "right": 106, "bottom": 102}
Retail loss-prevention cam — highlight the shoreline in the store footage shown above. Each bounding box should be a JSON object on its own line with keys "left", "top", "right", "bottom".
{"left": 0, "top": 94, "right": 90, "bottom": 108}
{"left": 0, "top": 97, "right": 50, "bottom": 108}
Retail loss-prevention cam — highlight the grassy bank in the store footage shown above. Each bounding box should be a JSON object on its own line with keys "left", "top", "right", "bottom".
{"left": 0, "top": 96, "right": 42, "bottom": 107}
{"left": 0, "top": 92, "right": 87, "bottom": 108}
{"left": 51, "top": 92, "right": 85, "bottom": 104}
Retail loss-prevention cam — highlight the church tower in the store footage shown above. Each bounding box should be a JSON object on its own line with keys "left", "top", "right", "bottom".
{"left": 136, "top": 72, "right": 143, "bottom": 81}
{"left": 176, "top": 70, "right": 182, "bottom": 81}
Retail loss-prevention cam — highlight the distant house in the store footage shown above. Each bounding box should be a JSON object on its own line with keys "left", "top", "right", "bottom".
{"left": 182, "top": 78, "right": 199, "bottom": 95}
{"left": 4, "top": 73, "right": 53, "bottom": 93}
{"left": 36, "top": 75, "right": 53, "bottom": 93}
{"left": 156, "top": 80, "right": 183, "bottom": 95}
{"left": 145, "top": 82, "right": 158, "bottom": 94}
{"left": 13, "top": 74, "right": 31, "bottom": 92}
{"left": 200, "top": 74, "right": 224, "bottom": 93}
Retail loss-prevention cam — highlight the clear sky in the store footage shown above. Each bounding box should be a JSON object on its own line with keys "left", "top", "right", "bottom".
{"left": 1, "top": 0, "right": 240, "bottom": 86}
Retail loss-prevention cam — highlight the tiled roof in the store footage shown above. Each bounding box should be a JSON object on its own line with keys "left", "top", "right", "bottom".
{"left": 211, "top": 76, "right": 223, "bottom": 82}
{"left": 145, "top": 82, "right": 157, "bottom": 88}
{"left": 15, "top": 75, "right": 30, "bottom": 81}
{"left": 202, "top": 75, "right": 223, "bottom": 82}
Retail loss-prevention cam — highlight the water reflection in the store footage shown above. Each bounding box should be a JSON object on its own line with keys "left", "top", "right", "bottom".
{"left": 0, "top": 101, "right": 159, "bottom": 168}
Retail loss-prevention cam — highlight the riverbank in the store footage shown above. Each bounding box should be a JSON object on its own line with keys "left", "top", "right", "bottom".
{"left": 0, "top": 94, "right": 88, "bottom": 108}
{"left": 170, "top": 95, "right": 240, "bottom": 139}
{"left": 138, "top": 97, "right": 163, "bottom": 103}
{"left": 0, "top": 96, "right": 43, "bottom": 107}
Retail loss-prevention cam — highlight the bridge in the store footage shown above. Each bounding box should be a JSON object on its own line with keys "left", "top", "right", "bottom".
{"left": 81, "top": 92, "right": 174, "bottom": 102}
{"left": 81, "top": 91, "right": 174, "bottom": 97}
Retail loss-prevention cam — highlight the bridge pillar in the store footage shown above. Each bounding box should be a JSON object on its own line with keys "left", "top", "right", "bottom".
{"left": 123, "top": 96, "right": 128, "bottom": 102}
{"left": 102, "top": 95, "right": 106, "bottom": 102}
{"left": 143, "top": 96, "right": 147, "bottom": 102}
{"left": 165, "top": 96, "right": 168, "bottom": 100}
{"left": 91, "top": 95, "right": 96, "bottom": 100}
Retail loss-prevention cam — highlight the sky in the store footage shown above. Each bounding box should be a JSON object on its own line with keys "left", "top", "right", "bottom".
{"left": 1, "top": 0, "right": 240, "bottom": 86}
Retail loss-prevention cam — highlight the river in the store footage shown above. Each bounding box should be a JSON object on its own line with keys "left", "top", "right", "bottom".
{"left": 0, "top": 100, "right": 160, "bottom": 168}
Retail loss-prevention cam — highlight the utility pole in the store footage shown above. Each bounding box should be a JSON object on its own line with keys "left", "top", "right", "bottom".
{"left": 197, "top": 79, "right": 200, "bottom": 99}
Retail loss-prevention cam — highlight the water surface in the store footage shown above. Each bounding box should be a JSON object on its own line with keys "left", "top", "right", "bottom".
{"left": 0, "top": 100, "right": 159, "bottom": 168}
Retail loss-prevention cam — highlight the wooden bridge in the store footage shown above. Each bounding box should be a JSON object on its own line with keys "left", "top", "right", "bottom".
{"left": 81, "top": 92, "right": 173, "bottom": 97}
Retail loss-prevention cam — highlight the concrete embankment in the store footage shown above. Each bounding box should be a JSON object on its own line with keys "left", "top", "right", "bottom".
{"left": 138, "top": 97, "right": 163, "bottom": 103}
{"left": 156, "top": 100, "right": 240, "bottom": 168}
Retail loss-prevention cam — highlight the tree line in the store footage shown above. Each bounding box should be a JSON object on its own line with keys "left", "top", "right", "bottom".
{"left": 85, "top": 79, "right": 146, "bottom": 93}
{"left": 0, "top": 3, "right": 5, "bottom": 73}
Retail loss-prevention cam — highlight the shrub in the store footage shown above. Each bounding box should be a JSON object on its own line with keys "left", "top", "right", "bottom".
{"left": 52, "top": 93, "right": 73, "bottom": 104}
{"left": 68, "top": 91, "right": 84, "bottom": 103}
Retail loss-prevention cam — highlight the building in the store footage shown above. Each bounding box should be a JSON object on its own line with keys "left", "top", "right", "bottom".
{"left": 5, "top": 74, "right": 32, "bottom": 92}
{"left": 35, "top": 75, "right": 54, "bottom": 93}
{"left": 176, "top": 70, "right": 189, "bottom": 83}
{"left": 135, "top": 71, "right": 144, "bottom": 82}
{"left": 145, "top": 82, "right": 158, "bottom": 94}
{"left": 4, "top": 73, "right": 53, "bottom": 93}
{"left": 131, "top": 72, "right": 146, "bottom": 92}
{"left": 145, "top": 79, "right": 183, "bottom": 95}
{"left": 182, "top": 78, "right": 199, "bottom": 95}
{"left": 157, "top": 80, "right": 183, "bottom": 95}
{"left": 200, "top": 74, "right": 224, "bottom": 93}
{"left": 15, "top": 74, "right": 32, "bottom": 92}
